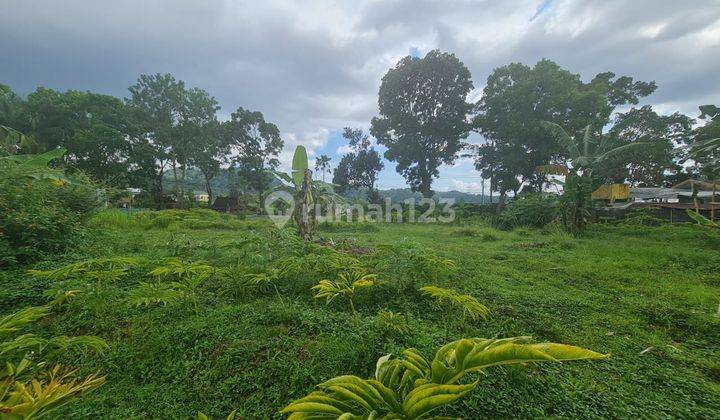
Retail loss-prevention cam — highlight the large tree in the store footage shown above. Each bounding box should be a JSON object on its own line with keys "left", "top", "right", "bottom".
{"left": 24, "top": 88, "right": 130, "bottom": 183}
{"left": 175, "top": 87, "right": 219, "bottom": 203}
{"left": 598, "top": 106, "right": 693, "bottom": 186}
{"left": 474, "top": 60, "right": 656, "bottom": 196}
{"left": 371, "top": 50, "right": 473, "bottom": 197}
{"left": 190, "top": 120, "right": 227, "bottom": 204}
{"left": 125, "top": 74, "right": 185, "bottom": 206}
{"left": 332, "top": 127, "right": 384, "bottom": 201}
{"left": 223, "top": 107, "right": 283, "bottom": 199}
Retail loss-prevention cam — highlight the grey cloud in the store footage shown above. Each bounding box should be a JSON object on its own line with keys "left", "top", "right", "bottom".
{"left": 1, "top": 0, "right": 719, "bottom": 164}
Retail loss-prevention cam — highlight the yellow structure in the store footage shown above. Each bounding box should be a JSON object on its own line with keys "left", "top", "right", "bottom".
{"left": 591, "top": 184, "right": 630, "bottom": 203}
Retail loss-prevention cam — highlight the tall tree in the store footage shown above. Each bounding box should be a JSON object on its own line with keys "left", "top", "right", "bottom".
{"left": 474, "top": 60, "right": 656, "bottom": 197}
{"left": 190, "top": 120, "right": 227, "bottom": 204}
{"left": 315, "top": 154, "right": 331, "bottom": 182}
{"left": 175, "top": 87, "right": 219, "bottom": 204}
{"left": 597, "top": 106, "right": 692, "bottom": 186}
{"left": 223, "top": 107, "right": 283, "bottom": 199}
{"left": 125, "top": 73, "right": 185, "bottom": 207}
{"left": 371, "top": 50, "right": 473, "bottom": 197}
{"left": 332, "top": 127, "right": 384, "bottom": 201}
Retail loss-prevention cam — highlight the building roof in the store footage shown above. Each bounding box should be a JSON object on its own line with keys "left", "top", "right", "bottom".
{"left": 630, "top": 187, "right": 677, "bottom": 200}
{"left": 671, "top": 179, "right": 720, "bottom": 191}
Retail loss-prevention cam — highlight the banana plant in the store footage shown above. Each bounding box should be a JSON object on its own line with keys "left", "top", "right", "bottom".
{"left": 272, "top": 146, "right": 344, "bottom": 240}
{"left": 282, "top": 337, "right": 608, "bottom": 419}
{"left": 540, "top": 123, "right": 648, "bottom": 232}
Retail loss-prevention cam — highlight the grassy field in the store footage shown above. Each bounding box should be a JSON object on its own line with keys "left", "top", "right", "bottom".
{"left": 2, "top": 210, "right": 720, "bottom": 418}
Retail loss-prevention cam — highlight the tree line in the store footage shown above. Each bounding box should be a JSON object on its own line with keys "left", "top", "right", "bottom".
{"left": 1, "top": 51, "right": 718, "bottom": 208}
{"left": 0, "top": 74, "right": 282, "bottom": 207}
{"left": 370, "top": 51, "right": 717, "bottom": 202}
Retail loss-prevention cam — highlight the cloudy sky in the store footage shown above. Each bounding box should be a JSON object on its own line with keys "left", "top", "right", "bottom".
{"left": 2, "top": 0, "right": 719, "bottom": 192}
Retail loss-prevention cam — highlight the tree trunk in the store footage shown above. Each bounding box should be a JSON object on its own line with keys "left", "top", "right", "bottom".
{"left": 418, "top": 160, "right": 433, "bottom": 198}
{"left": 204, "top": 175, "right": 214, "bottom": 206}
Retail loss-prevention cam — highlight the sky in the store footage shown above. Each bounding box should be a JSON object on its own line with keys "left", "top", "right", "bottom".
{"left": 1, "top": 0, "right": 719, "bottom": 193}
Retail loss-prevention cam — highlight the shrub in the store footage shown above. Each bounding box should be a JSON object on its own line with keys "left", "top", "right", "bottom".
{"left": 498, "top": 193, "right": 559, "bottom": 229}
{"left": 0, "top": 162, "right": 100, "bottom": 265}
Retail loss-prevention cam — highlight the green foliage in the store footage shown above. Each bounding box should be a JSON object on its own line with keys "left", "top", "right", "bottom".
{"left": 371, "top": 50, "right": 473, "bottom": 197}
{"left": 282, "top": 337, "right": 607, "bottom": 419}
{"left": 376, "top": 309, "right": 409, "bottom": 335}
{"left": 332, "top": 128, "right": 384, "bottom": 200}
{"left": 1, "top": 366, "right": 106, "bottom": 420}
{"left": 686, "top": 209, "right": 719, "bottom": 228}
{"left": 0, "top": 151, "right": 100, "bottom": 264}
{"left": 127, "top": 282, "right": 186, "bottom": 307}
{"left": 376, "top": 241, "right": 457, "bottom": 289}
{"left": 148, "top": 258, "right": 214, "bottom": 315}
{"left": 312, "top": 270, "right": 379, "bottom": 315}
{"left": 498, "top": 193, "right": 559, "bottom": 229}
{"left": 419, "top": 285, "right": 490, "bottom": 322}
{"left": 1, "top": 299, "right": 107, "bottom": 418}
{"left": 4, "top": 213, "right": 720, "bottom": 418}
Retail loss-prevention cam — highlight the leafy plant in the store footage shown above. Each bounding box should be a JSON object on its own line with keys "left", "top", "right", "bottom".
{"left": 376, "top": 309, "right": 409, "bottom": 334}
{"left": 686, "top": 209, "right": 718, "bottom": 228}
{"left": 30, "top": 257, "right": 143, "bottom": 283}
{"left": 282, "top": 336, "right": 608, "bottom": 419}
{"left": 312, "top": 270, "right": 379, "bottom": 317}
{"left": 143, "top": 259, "right": 214, "bottom": 315}
{"left": 1, "top": 298, "right": 108, "bottom": 418}
{"left": 0, "top": 148, "right": 101, "bottom": 264}
{"left": 127, "top": 282, "right": 186, "bottom": 307}
{"left": 419, "top": 285, "right": 489, "bottom": 322}
{"left": 376, "top": 241, "right": 457, "bottom": 290}
{"left": 1, "top": 365, "right": 105, "bottom": 419}
{"left": 540, "top": 123, "right": 648, "bottom": 232}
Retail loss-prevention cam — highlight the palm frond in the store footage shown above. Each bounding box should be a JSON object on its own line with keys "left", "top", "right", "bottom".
{"left": 419, "top": 285, "right": 490, "bottom": 321}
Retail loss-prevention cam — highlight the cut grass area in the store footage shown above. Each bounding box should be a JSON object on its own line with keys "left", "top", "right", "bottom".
{"left": 1, "top": 213, "right": 719, "bottom": 418}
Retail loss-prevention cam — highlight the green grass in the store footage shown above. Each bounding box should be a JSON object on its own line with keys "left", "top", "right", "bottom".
{"left": 2, "top": 211, "right": 719, "bottom": 418}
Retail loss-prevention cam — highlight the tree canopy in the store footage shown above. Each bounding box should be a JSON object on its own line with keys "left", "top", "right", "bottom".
{"left": 371, "top": 50, "right": 473, "bottom": 197}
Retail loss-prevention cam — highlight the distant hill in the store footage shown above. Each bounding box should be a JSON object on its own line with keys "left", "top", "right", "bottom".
{"left": 378, "top": 188, "right": 495, "bottom": 204}
{"left": 160, "top": 169, "right": 495, "bottom": 203}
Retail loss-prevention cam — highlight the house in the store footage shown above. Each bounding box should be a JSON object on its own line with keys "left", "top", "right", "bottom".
{"left": 671, "top": 179, "right": 720, "bottom": 203}
{"left": 211, "top": 196, "right": 246, "bottom": 213}
{"left": 594, "top": 180, "right": 719, "bottom": 222}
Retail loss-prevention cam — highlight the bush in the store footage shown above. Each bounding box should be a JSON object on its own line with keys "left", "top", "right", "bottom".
{"left": 0, "top": 165, "right": 100, "bottom": 264}
{"left": 497, "top": 193, "right": 559, "bottom": 229}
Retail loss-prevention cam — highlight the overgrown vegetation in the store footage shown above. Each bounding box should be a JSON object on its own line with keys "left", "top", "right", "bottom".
{"left": 2, "top": 210, "right": 718, "bottom": 417}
